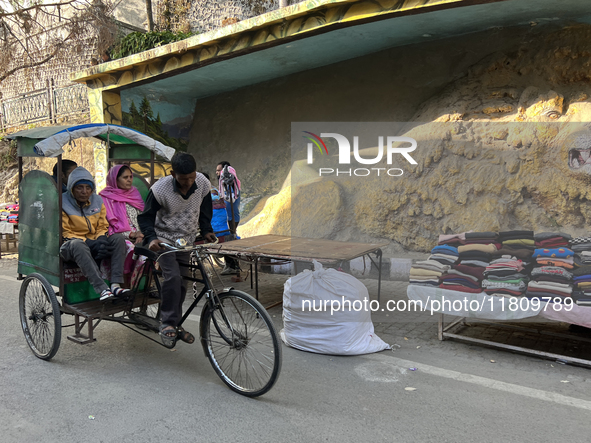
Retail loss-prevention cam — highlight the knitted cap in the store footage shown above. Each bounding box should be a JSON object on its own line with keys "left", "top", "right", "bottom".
{"left": 74, "top": 179, "right": 94, "bottom": 191}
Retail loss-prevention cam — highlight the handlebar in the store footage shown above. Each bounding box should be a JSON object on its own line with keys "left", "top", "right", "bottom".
{"left": 160, "top": 238, "right": 219, "bottom": 251}
{"left": 133, "top": 238, "right": 220, "bottom": 262}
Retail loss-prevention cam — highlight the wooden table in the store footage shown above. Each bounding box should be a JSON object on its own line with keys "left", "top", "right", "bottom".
{"left": 206, "top": 235, "right": 389, "bottom": 300}
{"left": 0, "top": 222, "right": 17, "bottom": 258}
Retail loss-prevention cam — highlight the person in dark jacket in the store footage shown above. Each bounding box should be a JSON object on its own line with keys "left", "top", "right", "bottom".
{"left": 52, "top": 159, "right": 78, "bottom": 193}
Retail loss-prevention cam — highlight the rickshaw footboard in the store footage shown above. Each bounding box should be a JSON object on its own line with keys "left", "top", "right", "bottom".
{"left": 61, "top": 294, "right": 160, "bottom": 344}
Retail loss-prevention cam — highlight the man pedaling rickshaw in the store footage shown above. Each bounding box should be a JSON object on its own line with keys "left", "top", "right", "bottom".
{"left": 59, "top": 167, "right": 130, "bottom": 301}
{"left": 138, "top": 152, "right": 217, "bottom": 345}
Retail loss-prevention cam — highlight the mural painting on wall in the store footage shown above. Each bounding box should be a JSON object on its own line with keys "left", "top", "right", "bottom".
{"left": 122, "top": 96, "right": 190, "bottom": 152}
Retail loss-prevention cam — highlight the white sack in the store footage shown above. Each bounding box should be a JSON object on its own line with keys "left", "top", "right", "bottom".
{"left": 280, "top": 260, "right": 390, "bottom": 355}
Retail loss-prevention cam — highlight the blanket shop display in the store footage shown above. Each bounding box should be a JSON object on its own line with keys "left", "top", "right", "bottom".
{"left": 408, "top": 230, "right": 591, "bottom": 326}
{"left": 409, "top": 230, "right": 591, "bottom": 308}
{"left": 281, "top": 260, "right": 390, "bottom": 355}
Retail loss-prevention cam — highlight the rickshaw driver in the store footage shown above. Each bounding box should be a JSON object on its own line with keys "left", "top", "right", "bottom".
{"left": 138, "top": 152, "right": 216, "bottom": 345}
{"left": 59, "top": 167, "right": 130, "bottom": 301}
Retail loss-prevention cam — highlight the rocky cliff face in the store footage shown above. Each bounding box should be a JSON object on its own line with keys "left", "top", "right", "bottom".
{"left": 239, "top": 25, "right": 591, "bottom": 252}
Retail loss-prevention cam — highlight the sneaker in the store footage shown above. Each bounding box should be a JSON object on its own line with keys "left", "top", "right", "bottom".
{"left": 100, "top": 289, "right": 114, "bottom": 301}
{"left": 111, "top": 287, "right": 131, "bottom": 297}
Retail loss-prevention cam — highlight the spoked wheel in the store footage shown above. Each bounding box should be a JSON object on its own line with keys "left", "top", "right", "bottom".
{"left": 135, "top": 283, "right": 161, "bottom": 319}
{"left": 19, "top": 273, "right": 62, "bottom": 360}
{"left": 200, "top": 289, "right": 282, "bottom": 397}
{"left": 129, "top": 282, "right": 161, "bottom": 332}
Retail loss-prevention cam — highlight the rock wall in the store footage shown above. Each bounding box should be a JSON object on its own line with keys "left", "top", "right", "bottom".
{"left": 189, "top": 24, "right": 591, "bottom": 253}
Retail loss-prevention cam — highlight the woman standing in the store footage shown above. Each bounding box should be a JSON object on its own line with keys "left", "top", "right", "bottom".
{"left": 216, "top": 161, "right": 241, "bottom": 275}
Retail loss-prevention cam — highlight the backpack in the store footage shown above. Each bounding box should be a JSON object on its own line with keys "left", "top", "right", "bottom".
{"left": 221, "top": 166, "right": 239, "bottom": 201}
{"left": 221, "top": 166, "right": 235, "bottom": 188}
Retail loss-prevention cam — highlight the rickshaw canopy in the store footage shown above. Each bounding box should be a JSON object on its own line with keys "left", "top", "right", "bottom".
{"left": 6, "top": 123, "right": 175, "bottom": 161}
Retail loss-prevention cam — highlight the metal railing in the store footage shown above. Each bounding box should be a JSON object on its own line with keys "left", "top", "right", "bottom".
{"left": 0, "top": 80, "right": 89, "bottom": 131}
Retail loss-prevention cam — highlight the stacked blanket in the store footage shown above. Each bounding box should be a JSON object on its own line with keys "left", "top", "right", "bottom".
{"left": 438, "top": 232, "right": 499, "bottom": 293}
{"left": 535, "top": 232, "right": 571, "bottom": 248}
{"left": 532, "top": 247, "right": 575, "bottom": 270}
{"left": 428, "top": 244, "right": 458, "bottom": 265}
{"left": 526, "top": 266, "right": 573, "bottom": 298}
{"left": 409, "top": 260, "right": 450, "bottom": 287}
{"left": 498, "top": 230, "right": 535, "bottom": 252}
{"left": 437, "top": 232, "right": 468, "bottom": 248}
{"left": 572, "top": 266, "right": 591, "bottom": 294}
{"left": 482, "top": 257, "right": 528, "bottom": 297}
{"left": 570, "top": 236, "right": 591, "bottom": 266}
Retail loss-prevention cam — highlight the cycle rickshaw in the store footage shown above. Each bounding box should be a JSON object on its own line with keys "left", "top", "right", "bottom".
{"left": 8, "top": 124, "right": 281, "bottom": 397}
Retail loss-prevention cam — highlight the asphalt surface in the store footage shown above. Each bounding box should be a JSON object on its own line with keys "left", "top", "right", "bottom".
{"left": 2, "top": 257, "right": 591, "bottom": 443}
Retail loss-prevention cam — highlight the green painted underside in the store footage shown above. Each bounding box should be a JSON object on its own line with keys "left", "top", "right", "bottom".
{"left": 121, "top": 0, "right": 591, "bottom": 105}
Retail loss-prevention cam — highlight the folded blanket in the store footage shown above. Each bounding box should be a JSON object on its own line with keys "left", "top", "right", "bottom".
{"left": 431, "top": 244, "right": 459, "bottom": 256}
{"left": 533, "top": 248, "right": 574, "bottom": 259}
{"left": 498, "top": 230, "right": 534, "bottom": 241}
{"left": 535, "top": 232, "right": 571, "bottom": 241}
{"left": 530, "top": 266, "right": 573, "bottom": 279}
{"left": 452, "top": 264, "right": 486, "bottom": 280}
{"left": 528, "top": 281, "right": 572, "bottom": 294}
{"left": 503, "top": 239, "right": 535, "bottom": 247}
{"left": 459, "top": 260, "right": 490, "bottom": 268}
{"left": 457, "top": 243, "right": 498, "bottom": 254}
{"left": 465, "top": 231, "right": 498, "bottom": 239}
{"left": 572, "top": 266, "right": 591, "bottom": 276}
{"left": 536, "top": 258, "right": 574, "bottom": 269}
{"left": 482, "top": 280, "right": 527, "bottom": 291}
{"left": 438, "top": 232, "right": 469, "bottom": 243}
{"left": 410, "top": 268, "right": 443, "bottom": 277}
{"left": 413, "top": 260, "right": 450, "bottom": 273}
{"left": 440, "top": 277, "right": 481, "bottom": 289}
{"left": 447, "top": 269, "right": 479, "bottom": 282}
{"left": 491, "top": 247, "right": 532, "bottom": 260}
{"left": 438, "top": 283, "right": 483, "bottom": 293}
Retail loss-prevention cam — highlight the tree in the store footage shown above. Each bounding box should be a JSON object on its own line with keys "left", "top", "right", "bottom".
{"left": 0, "top": 0, "right": 118, "bottom": 85}
{"left": 145, "top": 0, "right": 153, "bottom": 31}
{"left": 138, "top": 96, "right": 153, "bottom": 133}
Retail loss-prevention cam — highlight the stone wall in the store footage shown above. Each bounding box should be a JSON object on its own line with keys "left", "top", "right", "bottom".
{"left": 154, "top": 0, "right": 279, "bottom": 34}
{"left": 0, "top": 4, "right": 143, "bottom": 101}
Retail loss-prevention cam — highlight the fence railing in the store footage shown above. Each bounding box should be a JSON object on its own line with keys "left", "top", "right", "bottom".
{"left": 0, "top": 80, "right": 89, "bottom": 131}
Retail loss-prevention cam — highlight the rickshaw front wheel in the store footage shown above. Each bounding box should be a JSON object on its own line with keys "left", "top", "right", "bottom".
{"left": 19, "top": 273, "right": 62, "bottom": 360}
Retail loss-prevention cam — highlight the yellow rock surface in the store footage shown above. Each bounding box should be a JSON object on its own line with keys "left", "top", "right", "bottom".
{"left": 244, "top": 26, "right": 591, "bottom": 251}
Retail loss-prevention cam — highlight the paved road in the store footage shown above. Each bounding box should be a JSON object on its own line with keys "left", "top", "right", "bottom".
{"left": 2, "top": 258, "right": 591, "bottom": 443}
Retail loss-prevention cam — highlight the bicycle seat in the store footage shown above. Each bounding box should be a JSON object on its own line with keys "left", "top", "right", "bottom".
{"left": 134, "top": 246, "right": 158, "bottom": 261}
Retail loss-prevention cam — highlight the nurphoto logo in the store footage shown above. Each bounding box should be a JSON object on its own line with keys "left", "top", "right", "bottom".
{"left": 303, "top": 131, "right": 418, "bottom": 177}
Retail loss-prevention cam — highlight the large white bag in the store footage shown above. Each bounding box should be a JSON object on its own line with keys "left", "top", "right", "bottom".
{"left": 280, "top": 260, "right": 390, "bottom": 355}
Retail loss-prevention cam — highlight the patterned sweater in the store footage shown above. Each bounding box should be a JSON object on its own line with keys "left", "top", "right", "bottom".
{"left": 138, "top": 174, "right": 213, "bottom": 245}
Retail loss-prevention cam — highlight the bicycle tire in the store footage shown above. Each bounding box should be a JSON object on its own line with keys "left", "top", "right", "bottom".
{"left": 200, "top": 289, "right": 282, "bottom": 397}
{"left": 19, "top": 273, "right": 62, "bottom": 360}
{"left": 132, "top": 281, "right": 161, "bottom": 319}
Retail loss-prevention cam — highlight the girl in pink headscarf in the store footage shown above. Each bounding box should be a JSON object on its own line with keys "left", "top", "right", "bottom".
{"left": 99, "top": 165, "right": 146, "bottom": 285}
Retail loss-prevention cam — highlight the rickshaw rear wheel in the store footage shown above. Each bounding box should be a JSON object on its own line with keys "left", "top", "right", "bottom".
{"left": 19, "top": 273, "right": 62, "bottom": 360}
